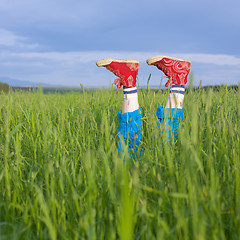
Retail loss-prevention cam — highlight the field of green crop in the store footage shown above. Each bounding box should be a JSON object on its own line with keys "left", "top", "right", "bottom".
{"left": 0, "top": 86, "right": 240, "bottom": 240}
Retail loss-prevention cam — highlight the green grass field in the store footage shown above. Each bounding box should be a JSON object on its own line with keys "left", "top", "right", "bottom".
{"left": 0, "top": 86, "right": 240, "bottom": 240}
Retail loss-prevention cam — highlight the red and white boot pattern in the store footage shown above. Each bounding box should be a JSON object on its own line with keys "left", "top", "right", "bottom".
{"left": 96, "top": 59, "right": 139, "bottom": 88}
{"left": 147, "top": 56, "right": 191, "bottom": 87}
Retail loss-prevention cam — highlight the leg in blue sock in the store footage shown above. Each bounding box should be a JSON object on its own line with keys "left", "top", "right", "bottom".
{"left": 146, "top": 55, "right": 191, "bottom": 141}
{"left": 157, "top": 84, "right": 185, "bottom": 140}
{"left": 117, "top": 86, "right": 143, "bottom": 152}
{"left": 96, "top": 58, "right": 142, "bottom": 152}
{"left": 156, "top": 106, "right": 184, "bottom": 141}
{"left": 118, "top": 108, "right": 142, "bottom": 152}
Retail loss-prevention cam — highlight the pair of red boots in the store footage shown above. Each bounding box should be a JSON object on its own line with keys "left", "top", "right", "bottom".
{"left": 96, "top": 56, "right": 191, "bottom": 88}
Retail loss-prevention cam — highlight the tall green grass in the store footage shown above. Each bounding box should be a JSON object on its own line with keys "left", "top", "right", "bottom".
{"left": 0, "top": 86, "right": 239, "bottom": 239}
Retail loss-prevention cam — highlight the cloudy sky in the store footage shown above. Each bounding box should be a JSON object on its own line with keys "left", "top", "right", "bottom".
{"left": 0, "top": 0, "right": 239, "bottom": 87}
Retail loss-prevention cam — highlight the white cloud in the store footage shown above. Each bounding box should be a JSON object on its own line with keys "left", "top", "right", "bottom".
{"left": 174, "top": 53, "right": 240, "bottom": 66}
{"left": 0, "top": 29, "right": 25, "bottom": 46}
{"left": 0, "top": 50, "right": 239, "bottom": 87}
{"left": 5, "top": 51, "right": 240, "bottom": 66}
{"left": 0, "top": 28, "right": 39, "bottom": 49}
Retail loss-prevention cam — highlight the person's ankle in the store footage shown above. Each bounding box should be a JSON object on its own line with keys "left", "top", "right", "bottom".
{"left": 123, "top": 86, "right": 139, "bottom": 113}
{"left": 123, "top": 86, "right": 137, "bottom": 99}
{"left": 165, "top": 85, "right": 184, "bottom": 109}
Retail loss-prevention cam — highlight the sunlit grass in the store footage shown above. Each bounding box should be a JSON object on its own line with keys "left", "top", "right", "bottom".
{"left": 0, "top": 85, "right": 239, "bottom": 239}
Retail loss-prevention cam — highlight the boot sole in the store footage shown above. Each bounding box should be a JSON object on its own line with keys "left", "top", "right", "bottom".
{"left": 96, "top": 58, "right": 139, "bottom": 67}
{"left": 147, "top": 55, "right": 191, "bottom": 65}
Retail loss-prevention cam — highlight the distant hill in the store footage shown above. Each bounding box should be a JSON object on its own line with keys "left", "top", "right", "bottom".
{"left": 0, "top": 77, "right": 54, "bottom": 87}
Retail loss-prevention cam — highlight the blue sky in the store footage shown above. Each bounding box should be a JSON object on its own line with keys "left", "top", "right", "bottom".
{"left": 0, "top": 0, "right": 239, "bottom": 87}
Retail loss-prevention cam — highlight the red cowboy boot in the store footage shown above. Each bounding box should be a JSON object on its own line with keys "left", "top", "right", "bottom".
{"left": 147, "top": 55, "right": 191, "bottom": 87}
{"left": 96, "top": 59, "right": 139, "bottom": 88}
